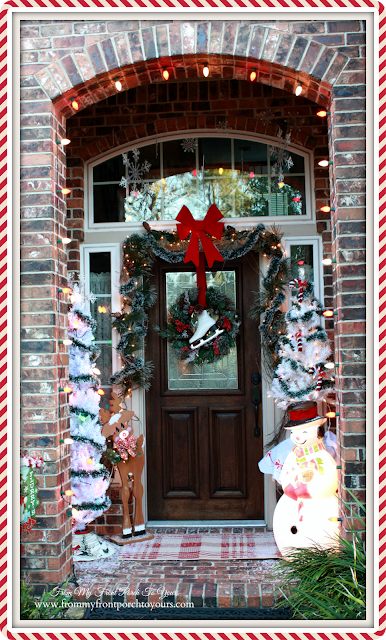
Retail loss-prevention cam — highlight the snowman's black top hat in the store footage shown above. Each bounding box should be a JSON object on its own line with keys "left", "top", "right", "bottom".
{"left": 284, "top": 401, "right": 327, "bottom": 430}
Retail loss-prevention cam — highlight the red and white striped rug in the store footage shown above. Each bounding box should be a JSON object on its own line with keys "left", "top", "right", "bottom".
{"left": 118, "top": 531, "right": 280, "bottom": 561}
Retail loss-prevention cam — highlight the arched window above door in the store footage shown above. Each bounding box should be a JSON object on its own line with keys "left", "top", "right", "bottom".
{"left": 88, "top": 133, "right": 312, "bottom": 227}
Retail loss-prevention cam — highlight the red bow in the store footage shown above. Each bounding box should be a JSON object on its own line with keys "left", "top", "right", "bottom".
{"left": 176, "top": 204, "right": 224, "bottom": 306}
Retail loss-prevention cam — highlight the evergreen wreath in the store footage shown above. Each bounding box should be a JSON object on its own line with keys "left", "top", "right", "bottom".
{"left": 157, "top": 286, "right": 240, "bottom": 365}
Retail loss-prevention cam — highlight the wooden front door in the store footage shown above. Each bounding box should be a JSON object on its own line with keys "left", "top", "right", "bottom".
{"left": 146, "top": 253, "right": 264, "bottom": 521}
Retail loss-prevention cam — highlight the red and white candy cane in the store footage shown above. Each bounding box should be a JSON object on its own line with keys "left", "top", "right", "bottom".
{"left": 289, "top": 278, "right": 307, "bottom": 303}
{"left": 308, "top": 365, "right": 326, "bottom": 390}
{"left": 295, "top": 332, "right": 302, "bottom": 352}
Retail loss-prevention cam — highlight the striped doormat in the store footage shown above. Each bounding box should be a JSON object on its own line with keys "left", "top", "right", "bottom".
{"left": 117, "top": 531, "right": 280, "bottom": 561}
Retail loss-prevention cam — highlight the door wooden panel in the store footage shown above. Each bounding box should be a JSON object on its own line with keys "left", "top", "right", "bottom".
{"left": 161, "top": 408, "right": 199, "bottom": 498}
{"left": 146, "top": 253, "right": 264, "bottom": 521}
{"left": 209, "top": 407, "right": 246, "bottom": 498}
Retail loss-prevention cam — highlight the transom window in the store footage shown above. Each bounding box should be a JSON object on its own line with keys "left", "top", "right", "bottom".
{"left": 90, "top": 135, "right": 310, "bottom": 225}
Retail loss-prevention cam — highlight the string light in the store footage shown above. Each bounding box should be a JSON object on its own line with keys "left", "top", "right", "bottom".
{"left": 97, "top": 389, "right": 105, "bottom": 395}
{"left": 318, "top": 160, "right": 331, "bottom": 167}
{"left": 93, "top": 367, "right": 101, "bottom": 375}
{"left": 219, "top": 167, "right": 224, "bottom": 175}
{"left": 63, "top": 386, "right": 73, "bottom": 393}
{"left": 59, "top": 339, "right": 72, "bottom": 346}
{"left": 320, "top": 205, "right": 331, "bottom": 213}
{"left": 86, "top": 458, "right": 92, "bottom": 465}
{"left": 74, "top": 320, "right": 79, "bottom": 328}
{"left": 114, "top": 78, "right": 122, "bottom": 91}
{"left": 57, "top": 138, "right": 71, "bottom": 146}
{"left": 250, "top": 68, "right": 257, "bottom": 82}
{"left": 59, "top": 287, "right": 72, "bottom": 294}
{"left": 64, "top": 437, "right": 74, "bottom": 444}
{"left": 98, "top": 306, "right": 107, "bottom": 313}
{"left": 278, "top": 181, "right": 284, "bottom": 189}
{"left": 57, "top": 237, "right": 71, "bottom": 245}
{"left": 323, "top": 310, "right": 334, "bottom": 317}
{"left": 65, "top": 489, "right": 74, "bottom": 496}
{"left": 162, "top": 67, "right": 169, "bottom": 81}
{"left": 202, "top": 63, "right": 209, "bottom": 78}
{"left": 326, "top": 411, "right": 336, "bottom": 418}
{"left": 324, "top": 362, "right": 335, "bottom": 370}
{"left": 249, "top": 171, "right": 254, "bottom": 178}
{"left": 70, "top": 98, "right": 79, "bottom": 111}
{"left": 295, "top": 82, "right": 303, "bottom": 96}
{"left": 316, "top": 110, "right": 331, "bottom": 118}
{"left": 57, "top": 188, "right": 71, "bottom": 195}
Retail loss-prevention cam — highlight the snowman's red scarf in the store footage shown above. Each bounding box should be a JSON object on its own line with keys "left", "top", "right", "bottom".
{"left": 293, "top": 440, "right": 325, "bottom": 475}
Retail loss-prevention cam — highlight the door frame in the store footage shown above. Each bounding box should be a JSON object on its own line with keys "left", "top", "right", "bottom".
{"left": 81, "top": 234, "right": 323, "bottom": 529}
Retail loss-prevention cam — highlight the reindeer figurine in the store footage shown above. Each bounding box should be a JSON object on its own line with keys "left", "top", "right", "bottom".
{"left": 101, "top": 398, "right": 153, "bottom": 545}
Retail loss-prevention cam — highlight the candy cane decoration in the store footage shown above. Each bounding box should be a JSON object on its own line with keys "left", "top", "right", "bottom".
{"left": 316, "top": 368, "right": 326, "bottom": 391}
{"left": 295, "top": 332, "right": 303, "bottom": 352}
{"left": 308, "top": 365, "right": 326, "bottom": 390}
{"left": 289, "top": 278, "right": 307, "bottom": 303}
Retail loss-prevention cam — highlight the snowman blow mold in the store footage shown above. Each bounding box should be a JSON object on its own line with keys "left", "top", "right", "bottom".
{"left": 273, "top": 401, "right": 339, "bottom": 555}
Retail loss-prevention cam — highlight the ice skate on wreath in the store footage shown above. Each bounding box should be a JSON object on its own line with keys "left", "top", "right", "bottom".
{"left": 158, "top": 205, "right": 240, "bottom": 363}
{"left": 272, "top": 401, "right": 339, "bottom": 555}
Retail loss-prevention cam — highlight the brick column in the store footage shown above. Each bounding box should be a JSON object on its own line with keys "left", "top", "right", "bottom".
{"left": 20, "top": 84, "right": 73, "bottom": 592}
{"left": 329, "top": 20, "right": 366, "bottom": 530}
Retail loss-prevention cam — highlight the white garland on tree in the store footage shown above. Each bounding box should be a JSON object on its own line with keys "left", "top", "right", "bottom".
{"left": 269, "top": 277, "right": 334, "bottom": 409}
{"left": 68, "top": 284, "right": 111, "bottom": 531}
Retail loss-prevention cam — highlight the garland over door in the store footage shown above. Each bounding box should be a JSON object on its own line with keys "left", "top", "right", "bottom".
{"left": 146, "top": 254, "right": 264, "bottom": 521}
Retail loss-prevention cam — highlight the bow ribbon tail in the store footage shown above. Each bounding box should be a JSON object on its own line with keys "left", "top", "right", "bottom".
{"left": 197, "top": 252, "right": 207, "bottom": 307}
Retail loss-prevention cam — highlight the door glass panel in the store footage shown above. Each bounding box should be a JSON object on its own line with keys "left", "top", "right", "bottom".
{"left": 166, "top": 271, "right": 238, "bottom": 390}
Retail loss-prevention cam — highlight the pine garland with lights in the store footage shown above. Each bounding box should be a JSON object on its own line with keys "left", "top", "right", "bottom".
{"left": 109, "top": 235, "right": 157, "bottom": 396}
{"left": 269, "top": 279, "right": 334, "bottom": 409}
{"left": 110, "top": 223, "right": 295, "bottom": 393}
{"left": 68, "top": 284, "right": 111, "bottom": 532}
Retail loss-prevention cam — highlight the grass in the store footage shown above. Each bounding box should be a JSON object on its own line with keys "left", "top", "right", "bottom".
{"left": 20, "top": 580, "right": 72, "bottom": 620}
{"left": 273, "top": 490, "right": 366, "bottom": 620}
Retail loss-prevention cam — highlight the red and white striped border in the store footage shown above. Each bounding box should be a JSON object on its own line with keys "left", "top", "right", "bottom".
{"left": 3, "top": 2, "right": 382, "bottom": 638}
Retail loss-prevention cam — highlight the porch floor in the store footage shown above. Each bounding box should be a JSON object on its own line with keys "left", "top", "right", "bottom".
{"left": 71, "top": 527, "right": 282, "bottom": 610}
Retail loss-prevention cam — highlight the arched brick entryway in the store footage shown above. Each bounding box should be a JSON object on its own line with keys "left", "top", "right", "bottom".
{"left": 20, "top": 18, "right": 366, "bottom": 592}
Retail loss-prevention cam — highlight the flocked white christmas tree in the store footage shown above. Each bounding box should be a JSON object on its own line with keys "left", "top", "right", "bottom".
{"left": 269, "top": 273, "right": 334, "bottom": 409}
{"left": 68, "top": 284, "right": 111, "bottom": 532}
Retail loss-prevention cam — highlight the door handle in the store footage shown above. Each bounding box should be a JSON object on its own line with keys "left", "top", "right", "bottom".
{"left": 251, "top": 386, "right": 262, "bottom": 438}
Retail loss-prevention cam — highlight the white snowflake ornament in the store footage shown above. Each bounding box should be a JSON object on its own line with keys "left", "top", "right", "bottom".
{"left": 120, "top": 149, "right": 152, "bottom": 195}
{"left": 181, "top": 138, "right": 197, "bottom": 153}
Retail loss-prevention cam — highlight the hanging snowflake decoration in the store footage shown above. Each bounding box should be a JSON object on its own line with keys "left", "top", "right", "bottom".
{"left": 270, "top": 128, "right": 294, "bottom": 183}
{"left": 216, "top": 120, "right": 233, "bottom": 131}
{"left": 181, "top": 138, "right": 197, "bottom": 153}
{"left": 257, "top": 109, "right": 276, "bottom": 126}
{"left": 120, "top": 149, "right": 152, "bottom": 196}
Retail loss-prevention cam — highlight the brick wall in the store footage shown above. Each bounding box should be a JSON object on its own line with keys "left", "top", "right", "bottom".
{"left": 20, "top": 102, "right": 73, "bottom": 593}
{"left": 19, "top": 17, "right": 366, "bottom": 587}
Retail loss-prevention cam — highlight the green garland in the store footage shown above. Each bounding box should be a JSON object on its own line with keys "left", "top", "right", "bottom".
{"left": 110, "top": 223, "right": 296, "bottom": 393}
{"left": 158, "top": 287, "right": 240, "bottom": 365}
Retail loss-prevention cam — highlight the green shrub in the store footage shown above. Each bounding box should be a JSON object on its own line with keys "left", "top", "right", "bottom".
{"left": 273, "top": 491, "right": 366, "bottom": 620}
{"left": 21, "top": 580, "right": 72, "bottom": 620}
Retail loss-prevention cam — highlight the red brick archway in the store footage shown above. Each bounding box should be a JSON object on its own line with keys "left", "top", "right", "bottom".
{"left": 52, "top": 53, "right": 332, "bottom": 121}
